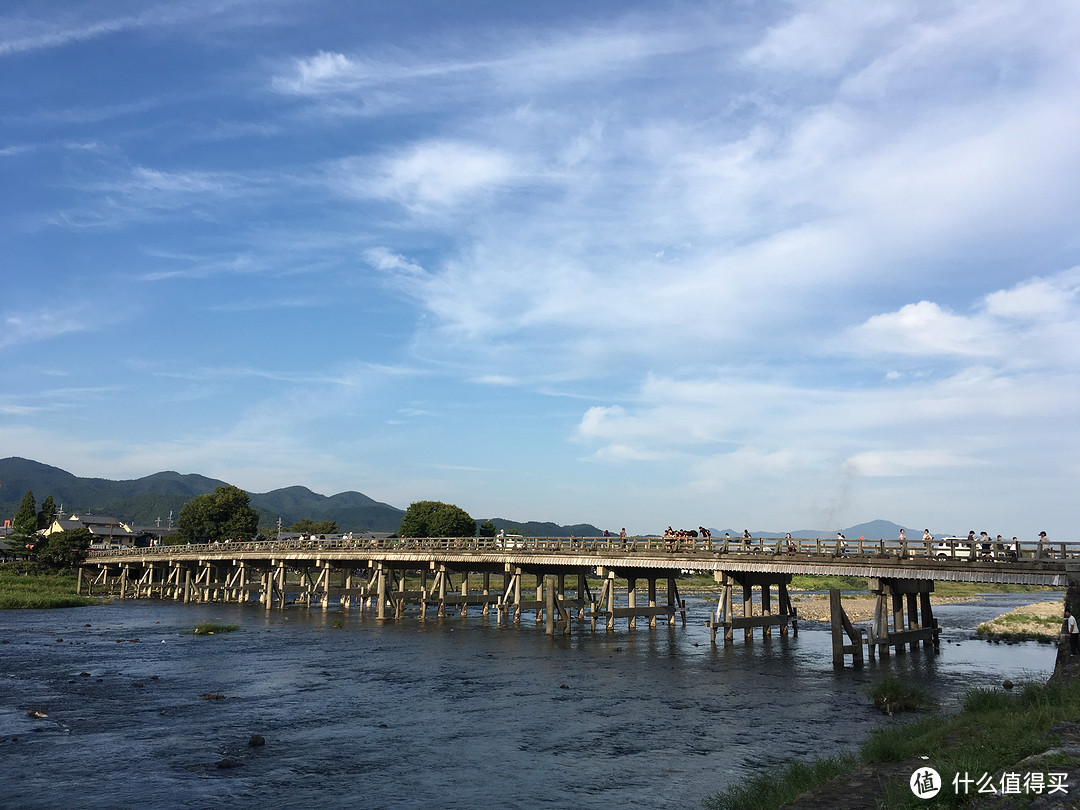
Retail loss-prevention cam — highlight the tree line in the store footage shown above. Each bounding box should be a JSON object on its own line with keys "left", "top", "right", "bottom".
{"left": 8, "top": 484, "right": 493, "bottom": 571}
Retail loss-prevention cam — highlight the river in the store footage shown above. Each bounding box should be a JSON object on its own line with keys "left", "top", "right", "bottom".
{"left": 0, "top": 592, "right": 1062, "bottom": 809}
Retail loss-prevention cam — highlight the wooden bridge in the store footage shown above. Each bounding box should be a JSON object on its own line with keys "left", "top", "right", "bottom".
{"left": 80, "top": 535, "right": 1080, "bottom": 667}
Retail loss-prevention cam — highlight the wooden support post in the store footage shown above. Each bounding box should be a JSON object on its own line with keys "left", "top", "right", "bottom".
{"left": 276, "top": 563, "right": 286, "bottom": 610}
{"left": 627, "top": 577, "right": 637, "bottom": 629}
{"left": 648, "top": 579, "right": 658, "bottom": 628}
{"left": 263, "top": 568, "right": 273, "bottom": 610}
{"left": 438, "top": 566, "right": 447, "bottom": 618}
{"left": 76, "top": 567, "right": 84, "bottom": 595}
{"left": 513, "top": 569, "right": 522, "bottom": 625}
{"left": 482, "top": 571, "right": 491, "bottom": 617}
{"left": 376, "top": 564, "right": 386, "bottom": 620}
{"left": 669, "top": 577, "right": 678, "bottom": 627}
{"left": 830, "top": 589, "right": 864, "bottom": 667}
{"left": 906, "top": 592, "right": 919, "bottom": 651}
{"left": 545, "top": 575, "right": 555, "bottom": 636}
{"left": 779, "top": 582, "right": 796, "bottom": 637}
{"left": 536, "top": 575, "right": 544, "bottom": 625}
{"left": 606, "top": 572, "right": 616, "bottom": 631}
{"left": 743, "top": 579, "right": 753, "bottom": 641}
{"left": 723, "top": 577, "right": 734, "bottom": 644}
{"left": 830, "top": 589, "right": 843, "bottom": 666}
{"left": 920, "top": 591, "right": 938, "bottom": 651}
{"left": 762, "top": 583, "right": 772, "bottom": 638}
{"left": 183, "top": 569, "right": 191, "bottom": 605}
{"left": 892, "top": 589, "right": 905, "bottom": 655}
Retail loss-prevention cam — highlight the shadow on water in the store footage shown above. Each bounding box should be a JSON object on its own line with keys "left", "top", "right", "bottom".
{"left": 0, "top": 592, "right": 1059, "bottom": 809}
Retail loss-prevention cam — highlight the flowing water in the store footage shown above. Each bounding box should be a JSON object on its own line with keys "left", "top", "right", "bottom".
{"left": 0, "top": 592, "right": 1061, "bottom": 809}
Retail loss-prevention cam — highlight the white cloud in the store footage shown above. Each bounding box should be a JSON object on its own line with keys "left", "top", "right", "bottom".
{"left": 845, "top": 449, "right": 980, "bottom": 477}
{"left": 0, "top": 305, "right": 100, "bottom": 349}
{"left": 847, "top": 267, "right": 1080, "bottom": 370}
{"left": 334, "top": 141, "right": 517, "bottom": 211}
{"left": 849, "top": 301, "right": 997, "bottom": 358}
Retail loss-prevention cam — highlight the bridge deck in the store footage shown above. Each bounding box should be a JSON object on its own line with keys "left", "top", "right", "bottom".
{"left": 85, "top": 536, "right": 1077, "bottom": 586}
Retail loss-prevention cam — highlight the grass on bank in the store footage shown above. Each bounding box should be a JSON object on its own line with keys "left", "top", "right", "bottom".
{"left": 702, "top": 753, "right": 859, "bottom": 810}
{"left": 192, "top": 622, "right": 239, "bottom": 635}
{"left": 703, "top": 679, "right": 1080, "bottom": 810}
{"left": 975, "top": 611, "right": 1064, "bottom": 643}
{"left": 867, "top": 672, "right": 937, "bottom": 714}
{"left": 0, "top": 564, "right": 99, "bottom": 609}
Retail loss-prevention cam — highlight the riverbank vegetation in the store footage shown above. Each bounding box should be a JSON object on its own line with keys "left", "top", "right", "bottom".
{"left": 867, "top": 672, "right": 936, "bottom": 714}
{"left": 703, "top": 678, "right": 1080, "bottom": 810}
{"left": 975, "top": 602, "right": 1064, "bottom": 642}
{"left": 192, "top": 622, "right": 239, "bottom": 635}
{"left": 0, "top": 564, "right": 99, "bottom": 609}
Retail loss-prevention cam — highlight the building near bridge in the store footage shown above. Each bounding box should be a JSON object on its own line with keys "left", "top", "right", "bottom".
{"left": 45, "top": 514, "right": 137, "bottom": 549}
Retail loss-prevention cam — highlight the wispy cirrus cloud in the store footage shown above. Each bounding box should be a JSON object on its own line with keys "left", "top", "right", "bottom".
{"left": 0, "top": 0, "right": 271, "bottom": 56}
{"left": 0, "top": 305, "right": 102, "bottom": 349}
{"left": 272, "top": 27, "right": 702, "bottom": 98}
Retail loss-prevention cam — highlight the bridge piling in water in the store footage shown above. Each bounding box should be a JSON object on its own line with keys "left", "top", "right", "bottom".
{"left": 708, "top": 572, "right": 796, "bottom": 645}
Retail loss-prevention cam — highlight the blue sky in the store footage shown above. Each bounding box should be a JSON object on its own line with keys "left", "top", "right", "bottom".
{"left": 3, "top": 1, "right": 1080, "bottom": 538}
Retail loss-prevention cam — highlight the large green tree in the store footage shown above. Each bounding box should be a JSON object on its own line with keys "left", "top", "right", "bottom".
{"left": 10, "top": 490, "right": 38, "bottom": 553}
{"left": 176, "top": 485, "right": 259, "bottom": 544}
{"left": 37, "top": 495, "right": 57, "bottom": 530}
{"left": 35, "top": 528, "right": 91, "bottom": 570}
{"left": 399, "top": 501, "right": 476, "bottom": 538}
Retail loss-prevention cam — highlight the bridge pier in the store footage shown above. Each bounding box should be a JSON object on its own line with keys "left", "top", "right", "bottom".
{"left": 709, "top": 572, "right": 796, "bottom": 645}
{"left": 865, "top": 578, "right": 940, "bottom": 661}
{"left": 830, "top": 589, "right": 864, "bottom": 667}
{"left": 591, "top": 567, "right": 679, "bottom": 631}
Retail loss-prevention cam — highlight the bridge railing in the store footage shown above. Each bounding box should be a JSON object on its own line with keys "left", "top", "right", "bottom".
{"left": 86, "top": 535, "right": 1080, "bottom": 561}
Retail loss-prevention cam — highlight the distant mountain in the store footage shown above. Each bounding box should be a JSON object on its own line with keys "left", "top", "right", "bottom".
{"left": 0, "top": 458, "right": 599, "bottom": 536}
{"left": 0, "top": 457, "right": 404, "bottom": 532}
{"left": 484, "top": 518, "right": 604, "bottom": 537}
{"left": 250, "top": 486, "right": 403, "bottom": 532}
{"left": 710, "top": 519, "right": 914, "bottom": 540}
{"left": 0, "top": 458, "right": 922, "bottom": 539}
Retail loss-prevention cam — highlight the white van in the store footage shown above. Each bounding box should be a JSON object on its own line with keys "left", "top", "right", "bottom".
{"left": 932, "top": 537, "right": 976, "bottom": 559}
{"left": 493, "top": 533, "right": 526, "bottom": 549}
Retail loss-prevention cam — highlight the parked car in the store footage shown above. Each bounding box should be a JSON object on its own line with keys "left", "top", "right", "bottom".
{"left": 933, "top": 538, "right": 976, "bottom": 559}
{"left": 493, "top": 533, "right": 526, "bottom": 549}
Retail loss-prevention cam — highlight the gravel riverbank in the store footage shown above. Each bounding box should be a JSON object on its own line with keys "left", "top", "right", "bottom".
{"left": 788, "top": 593, "right": 976, "bottom": 623}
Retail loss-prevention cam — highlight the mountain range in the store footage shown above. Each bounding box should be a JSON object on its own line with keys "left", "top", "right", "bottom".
{"left": 0, "top": 457, "right": 910, "bottom": 538}
{"left": 0, "top": 457, "right": 603, "bottom": 536}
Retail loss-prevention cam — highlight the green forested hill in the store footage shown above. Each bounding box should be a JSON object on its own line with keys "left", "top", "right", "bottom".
{"left": 0, "top": 458, "right": 601, "bottom": 536}
{"left": 0, "top": 457, "right": 405, "bottom": 532}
